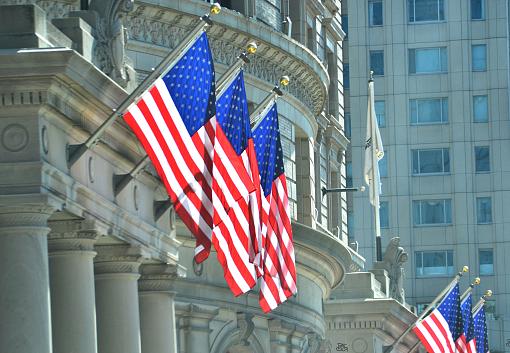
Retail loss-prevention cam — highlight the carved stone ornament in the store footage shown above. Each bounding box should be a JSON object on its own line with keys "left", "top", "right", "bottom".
{"left": 1, "top": 124, "right": 29, "bottom": 152}
{"left": 378, "top": 237, "right": 408, "bottom": 304}
{"left": 94, "top": 244, "right": 144, "bottom": 275}
{"left": 236, "top": 312, "right": 255, "bottom": 346}
{"left": 138, "top": 263, "right": 181, "bottom": 292}
{"left": 48, "top": 219, "right": 99, "bottom": 252}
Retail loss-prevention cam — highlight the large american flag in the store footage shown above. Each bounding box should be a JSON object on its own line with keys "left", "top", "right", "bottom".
{"left": 460, "top": 292, "right": 477, "bottom": 353}
{"left": 253, "top": 103, "right": 297, "bottom": 312}
{"left": 123, "top": 32, "right": 221, "bottom": 263}
{"left": 208, "top": 69, "right": 262, "bottom": 295}
{"left": 473, "top": 304, "right": 489, "bottom": 353}
{"left": 413, "top": 283, "right": 463, "bottom": 353}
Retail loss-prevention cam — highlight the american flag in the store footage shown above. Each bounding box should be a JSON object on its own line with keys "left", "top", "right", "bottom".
{"left": 473, "top": 304, "right": 489, "bottom": 353}
{"left": 460, "top": 292, "right": 477, "bottom": 353}
{"left": 413, "top": 283, "right": 463, "bottom": 353}
{"left": 123, "top": 32, "right": 220, "bottom": 263}
{"left": 253, "top": 103, "right": 297, "bottom": 312}
{"left": 208, "top": 69, "right": 261, "bottom": 295}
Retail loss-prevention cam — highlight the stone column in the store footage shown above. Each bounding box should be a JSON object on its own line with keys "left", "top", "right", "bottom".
{"left": 94, "top": 245, "right": 143, "bottom": 353}
{"left": 138, "top": 264, "right": 180, "bottom": 353}
{"left": 0, "top": 203, "right": 54, "bottom": 353}
{"left": 48, "top": 219, "right": 99, "bottom": 353}
{"left": 177, "top": 303, "right": 219, "bottom": 353}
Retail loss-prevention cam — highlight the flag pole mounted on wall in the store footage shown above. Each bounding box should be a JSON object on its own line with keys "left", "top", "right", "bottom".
{"left": 382, "top": 266, "right": 469, "bottom": 353}
{"left": 113, "top": 41, "right": 259, "bottom": 197}
{"left": 67, "top": 2, "right": 222, "bottom": 168}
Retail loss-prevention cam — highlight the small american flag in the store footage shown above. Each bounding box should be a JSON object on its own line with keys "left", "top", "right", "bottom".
{"left": 123, "top": 32, "right": 218, "bottom": 262}
{"left": 473, "top": 304, "right": 489, "bottom": 353}
{"left": 460, "top": 292, "right": 477, "bottom": 353}
{"left": 413, "top": 283, "right": 463, "bottom": 353}
{"left": 253, "top": 103, "right": 297, "bottom": 312}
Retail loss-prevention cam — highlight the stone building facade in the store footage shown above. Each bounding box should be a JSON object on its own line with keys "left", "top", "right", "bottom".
{"left": 0, "top": 1, "right": 418, "bottom": 353}
{"left": 343, "top": 0, "right": 510, "bottom": 351}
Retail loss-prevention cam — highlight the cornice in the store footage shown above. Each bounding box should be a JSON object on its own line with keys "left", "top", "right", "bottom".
{"left": 125, "top": 0, "right": 329, "bottom": 117}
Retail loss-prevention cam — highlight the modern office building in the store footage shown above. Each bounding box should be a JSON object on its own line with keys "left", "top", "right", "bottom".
{"left": 344, "top": 0, "right": 510, "bottom": 351}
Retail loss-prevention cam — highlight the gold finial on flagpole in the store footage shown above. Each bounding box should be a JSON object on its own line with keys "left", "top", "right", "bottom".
{"left": 474, "top": 277, "right": 481, "bottom": 285}
{"left": 484, "top": 289, "right": 493, "bottom": 298}
{"left": 369, "top": 70, "right": 374, "bottom": 81}
{"left": 462, "top": 265, "right": 469, "bottom": 273}
{"left": 210, "top": 3, "right": 221, "bottom": 15}
{"left": 279, "top": 75, "right": 290, "bottom": 87}
{"left": 246, "top": 41, "right": 258, "bottom": 54}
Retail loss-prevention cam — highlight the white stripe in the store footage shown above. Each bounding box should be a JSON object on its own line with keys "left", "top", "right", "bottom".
{"left": 260, "top": 278, "right": 279, "bottom": 310}
{"left": 128, "top": 105, "right": 211, "bottom": 237}
{"left": 415, "top": 320, "right": 442, "bottom": 353}
{"left": 432, "top": 311, "right": 456, "bottom": 353}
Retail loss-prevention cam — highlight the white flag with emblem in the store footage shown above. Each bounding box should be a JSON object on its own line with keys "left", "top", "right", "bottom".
{"left": 363, "top": 78, "right": 384, "bottom": 207}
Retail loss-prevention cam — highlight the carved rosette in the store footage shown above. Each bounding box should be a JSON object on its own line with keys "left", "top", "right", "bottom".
{"left": 94, "top": 244, "right": 144, "bottom": 275}
{"left": 48, "top": 219, "right": 99, "bottom": 253}
{"left": 125, "top": 5, "right": 327, "bottom": 117}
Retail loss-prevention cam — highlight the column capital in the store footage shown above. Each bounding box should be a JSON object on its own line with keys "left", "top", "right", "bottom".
{"left": 138, "top": 263, "right": 185, "bottom": 292}
{"left": 0, "top": 203, "right": 55, "bottom": 235}
{"left": 94, "top": 244, "right": 146, "bottom": 275}
{"left": 48, "top": 219, "right": 99, "bottom": 253}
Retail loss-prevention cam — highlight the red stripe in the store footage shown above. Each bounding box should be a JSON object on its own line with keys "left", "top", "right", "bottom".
{"left": 422, "top": 316, "right": 448, "bottom": 353}
{"left": 413, "top": 326, "right": 436, "bottom": 353}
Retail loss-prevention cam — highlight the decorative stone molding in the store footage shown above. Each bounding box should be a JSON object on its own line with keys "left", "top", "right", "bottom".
{"left": 94, "top": 244, "right": 145, "bottom": 275}
{"left": 48, "top": 218, "right": 99, "bottom": 252}
{"left": 0, "top": 204, "right": 55, "bottom": 236}
{"left": 138, "top": 263, "right": 184, "bottom": 292}
{"left": 236, "top": 312, "right": 255, "bottom": 347}
{"left": 0, "top": 0, "right": 79, "bottom": 20}
{"left": 125, "top": 2, "right": 328, "bottom": 117}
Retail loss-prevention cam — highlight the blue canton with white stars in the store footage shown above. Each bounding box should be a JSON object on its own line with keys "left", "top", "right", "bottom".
{"left": 216, "top": 70, "right": 251, "bottom": 155}
{"left": 473, "top": 305, "right": 489, "bottom": 353}
{"left": 461, "top": 293, "right": 475, "bottom": 343}
{"left": 162, "top": 32, "right": 216, "bottom": 136}
{"left": 253, "top": 104, "right": 284, "bottom": 197}
{"left": 437, "top": 283, "right": 463, "bottom": 342}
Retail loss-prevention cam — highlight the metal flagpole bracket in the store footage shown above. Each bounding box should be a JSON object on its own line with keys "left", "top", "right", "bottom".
{"left": 382, "top": 266, "right": 469, "bottom": 353}
{"left": 154, "top": 199, "right": 173, "bottom": 221}
{"left": 321, "top": 186, "right": 365, "bottom": 198}
{"left": 66, "top": 3, "right": 222, "bottom": 169}
{"left": 250, "top": 75, "right": 290, "bottom": 127}
{"left": 113, "top": 155, "right": 151, "bottom": 196}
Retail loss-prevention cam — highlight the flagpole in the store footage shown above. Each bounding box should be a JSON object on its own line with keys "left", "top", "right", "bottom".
{"left": 113, "top": 41, "right": 258, "bottom": 196}
{"left": 473, "top": 290, "right": 493, "bottom": 313}
{"left": 67, "top": 3, "right": 222, "bottom": 168}
{"left": 382, "top": 266, "right": 469, "bottom": 353}
{"left": 250, "top": 76, "right": 290, "bottom": 127}
{"left": 461, "top": 277, "right": 481, "bottom": 301}
{"left": 407, "top": 341, "right": 421, "bottom": 353}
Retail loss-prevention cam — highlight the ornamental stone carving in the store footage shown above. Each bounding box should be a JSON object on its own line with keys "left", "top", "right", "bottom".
{"left": 48, "top": 219, "right": 99, "bottom": 252}
{"left": 1, "top": 124, "right": 29, "bottom": 152}
{"left": 375, "top": 237, "right": 408, "bottom": 304}
{"left": 94, "top": 244, "right": 145, "bottom": 275}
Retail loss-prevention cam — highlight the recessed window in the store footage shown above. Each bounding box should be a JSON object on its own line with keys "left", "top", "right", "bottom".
{"left": 369, "top": 0, "right": 383, "bottom": 26}
{"left": 379, "top": 153, "right": 388, "bottom": 177}
{"left": 409, "top": 48, "right": 447, "bottom": 74}
{"left": 476, "top": 197, "right": 492, "bottom": 224}
{"left": 416, "top": 303, "right": 430, "bottom": 314}
{"left": 413, "top": 199, "right": 452, "bottom": 225}
{"left": 345, "top": 113, "right": 351, "bottom": 138}
{"left": 473, "top": 95, "right": 488, "bottom": 122}
{"left": 410, "top": 98, "right": 448, "bottom": 124}
{"left": 472, "top": 45, "right": 487, "bottom": 71}
{"left": 475, "top": 146, "right": 490, "bottom": 172}
{"left": 412, "top": 148, "right": 450, "bottom": 175}
{"left": 370, "top": 50, "right": 385, "bottom": 76}
{"left": 341, "top": 15, "right": 349, "bottom": 37}
{"left": 479, "top": 249, "right": 494, "bottom": 275}
{"left": 471, "top": 0, "right": 485, "bottom": 20}
{"left": 408, "top": 0, "right": 445, "bottom": 23}
{"left": 380, "top": 201, "right": 389, "bottom": 228}
{"left": 343, "top": 64, "right": 350, "bottom": 90}
{"left": 375, "top": 100, "right": 386, "bottom": 127}
{"left": 346, "top": 161, "right": 353, "bottom": 187}
{"left": 415, "top": 250, "right": 454, "bottom": 277}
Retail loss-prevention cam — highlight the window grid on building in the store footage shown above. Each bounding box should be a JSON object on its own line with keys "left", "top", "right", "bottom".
{"left": 369, "top": 0, "right": 383, "bottom": 26}
{"left": 408, "top": 0, "right": 445, "bottom": 23}
{"left": 471, "top": 0, "right": 485, "bottom": 20}
{"left": 475, "top": 146, "right": 490, "bottom": 172}
{"left": 415, "top": 250, "right": 454, "bottom": 277}
{"left": 473, "top": 95, "right": 489, "bottom": 122}
{"left": 375, "top": 100, "right": 385, "bottom": 127}
{"left": 476, "top": 197, "right": 492, "bottom": 224}
{"left": 410, "top": 97, "right": 448, "bottom": 124}
{"left": 413, "top": 199, "right": 452, "bottom": 226}
{"left": 370, "top": 50, "right": 384, "bottom": 76}
{"left": 409, "top": 47, "right": 447, "bottom": 74}
{"left": 412, "top": 148, "right": 450, "bottom": 175}
{"left": 479, "top": 249, "right": 494, "bottom": 275}
{"left": 472, "top": 44, "right": 487, "bottom": 71}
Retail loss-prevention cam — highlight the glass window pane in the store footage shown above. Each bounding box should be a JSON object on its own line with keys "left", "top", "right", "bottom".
{"left": 375, "top": 100, "right": 385, "bottom": 127}
{"left": 380, "top": 201, "right": 389, "bottom": 228}
{"left": 411, "top": 48, "right": 447, "bottom": 73}
{"left": 471, "top": 0, "right": 485, "bottom": 20}
{"left": 379, "top": 153, "right": 388, "bottom": 177}
{"left": 477, "top": 197, "right": 492, "bottom": 224}
{"left": 411, "top": 98, "right": 448, "bottom": 124}
{"left": 479, "top": 249, "right": 494, "bottom": 275}
{"left": 341, "top": 15, "right": 349, "bottom": 36}
{"left": 473, "top": 95, "right": 488, "bottom": 122}
{"left": 410, "top": 0, "right": 444, "bottom": 22}
{"left": 472, "top": 45, "right": 487, "bottom": 71}
{"left": 345, "top": 113, "right": 351, "bottom": 138}
{"left": 423, "top": 251, "right": 447, "bottom": 275}
{"left": 444, "top": 199, "right": 452, "bottom": 223}
{"left": 443, "top": 149, "right": 450, "bottom": 173}
{"left": 369, "top": 0, "right": 383, "bottom": 26}
{"left": 422, "top": 200, "right": 445, "bottom": 224}
{"left": 413, "top": 201, "right": 421, "bottom": 225}
{"left": 346, "top": 162, "right": 353, "bottom": 187}
{"left": 370, "top": 50, "right": 384, "bottom": 76}
{"left": 475, "top": 146, "right": 490, "bottom": 172}
{"left": 343, "top": 64, "right": 350, "bottom": 89}
{"left": 419, "top": 149, "right": 443, "bottom": 173}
